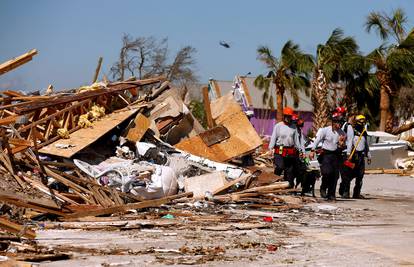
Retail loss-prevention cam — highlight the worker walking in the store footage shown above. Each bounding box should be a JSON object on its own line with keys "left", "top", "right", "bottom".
{"left": 340, "top": 115, "right": 371, "bottom": 199}
{"left": 269, "top": 107, "right": 301, "bottom": 188}
{"left": 292, "top": 115, "right": 307, "bottom": 188}
{"left": 334, "top": 107, "right": 355, "bottom": 197}
{"left": 309, "top": 112, "right": 346, "bottom": 200}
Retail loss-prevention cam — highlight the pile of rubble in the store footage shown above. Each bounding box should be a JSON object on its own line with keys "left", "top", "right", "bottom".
{"left": 0, "top": 50, "right": 308, "bottom": 264}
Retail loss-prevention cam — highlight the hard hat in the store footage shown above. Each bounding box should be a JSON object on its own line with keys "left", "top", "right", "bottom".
{"left": 283, "top": 106, "right": 294, "bottom": 116}
{"left": 292, "top": 114, "right": 299, "bottom": 121}
{"left": 335, "top": 106, "right": 347, "bottom": 114}
{"left": 332, "top": 112, "right": 344, "bottom": 122}
{"left": 355, "top": 114, "right": 366, "bottom": 124}
{"left": 297, "top": 119, "right": 304, "bottom": 127}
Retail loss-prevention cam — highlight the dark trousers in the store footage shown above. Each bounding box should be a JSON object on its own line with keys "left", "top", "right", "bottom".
{"left": 340, "top": 152, "right": 365, "bottom": 197}
{"left": 294, "top": 157, "right": 307, "bottom": 187}
{"left": 274, "top": 154, "right": 296, "bottom": 188}
{"left": 319, "top": 152, "right": 340, "bottom": 199}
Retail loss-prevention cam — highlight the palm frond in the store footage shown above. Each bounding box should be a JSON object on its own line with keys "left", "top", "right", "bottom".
{"left": 257, "top": 46, "right": 278, "bottom": 70}
{"left": 398, "top": 28, "right": 414, "bottom": 50}
{"left": 365, "top": 12, "right": 389, "bottom": 40}
{"left": 390, "top": 8, "right": 407, "bottom": 43}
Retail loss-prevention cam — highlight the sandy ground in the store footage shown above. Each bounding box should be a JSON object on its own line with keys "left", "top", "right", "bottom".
{"left": 36, "top": 174, "right": 414, "bottom": 267}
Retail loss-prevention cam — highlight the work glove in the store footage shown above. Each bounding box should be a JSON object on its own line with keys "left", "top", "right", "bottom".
{"left": 309, "top": 151, "right": 315, "bottom": 160}
{"left": 367, "top": 152, "right": 372, "bottom": 165}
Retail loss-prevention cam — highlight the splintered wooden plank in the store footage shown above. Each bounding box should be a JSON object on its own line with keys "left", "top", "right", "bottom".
{"left": 0, "top": 49, "right": 38, "bottom": 76}
{"left": 126, "top": 113, "right": 151, "bottom": 142}
{"left": 0, "top": 115, "right": 18, "bottom": 126}
{"left": 39, "top": 108, "right": 139, "bottom": 158}
{"left": 202, "top": 86, "right": 214, "bottom": 129}
{"left": 65, "top": 192, "right": 192, "bottom": 219}
{"left": 0, "top": 217, "right": 36, "bottom": 239}
{"left": 175, "top": 93, "right": 262, "bottom": 162}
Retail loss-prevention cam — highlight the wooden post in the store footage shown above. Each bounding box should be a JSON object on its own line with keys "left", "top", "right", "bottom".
{"left": 92, "top": 57, "right": 103, "bottom": 83}
{"left": 202, "top": 86, "right": 214, "bottom": 129}
{"left": 240, "top": 77, "right": 253, "bottom": 107}
{"left": 211, "top": 80, "right": 222, "bottom": 98}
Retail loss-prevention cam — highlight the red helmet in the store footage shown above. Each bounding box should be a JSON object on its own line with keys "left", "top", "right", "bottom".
{"left": 332, "top": 112, "right": 344, "bottom": 122}
{"left": 292, "top": 114, "right": 299, "bottom": 121}
{"left": 335, "top": 106, "right": 347, "bottom": 115}
{"left": 297, "top": 119, "right": 304, "bottom": 127}
{"left": 283, "top": 106, "right": 294, "bottom": 116}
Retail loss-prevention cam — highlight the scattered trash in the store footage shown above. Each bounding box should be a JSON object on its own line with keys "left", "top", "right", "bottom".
{"left": 263, "top": 216, "right": 273, "bottom": 222}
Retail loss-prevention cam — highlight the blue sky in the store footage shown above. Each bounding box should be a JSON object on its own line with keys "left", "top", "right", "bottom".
{"left": 1, "top": 0, "right": 413, "bottom": 92}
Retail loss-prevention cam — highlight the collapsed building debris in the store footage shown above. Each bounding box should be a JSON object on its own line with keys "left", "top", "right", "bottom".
{"left": 0, "top": 55, "right": 308, "bottom": 264}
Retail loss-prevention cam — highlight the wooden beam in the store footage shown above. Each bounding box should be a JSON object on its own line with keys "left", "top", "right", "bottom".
{"left": 211, "top": 80, "right": 222, "bottom": 98}
{"left": 212, "top": 174, "right": 251, "bottom": 196}
{"left": 0, "top": 217, "right": 36, "bottom": 239}
{"left": 92, "top": 56, "right": 103, "bottom": 83}
{"left": 65, "top": 192, "right": 193, "bottom": 219}
{"left": 0, "top": 49, "right": 38, "bottom": 76}
{"left": 240, "top": 77, "right": 253, "bottom": 107}
{"left": 0, "top": 115, "right": 18, "bottom": 126}
{"left": 202, "top": 86, "right": 214, "bottom": 129}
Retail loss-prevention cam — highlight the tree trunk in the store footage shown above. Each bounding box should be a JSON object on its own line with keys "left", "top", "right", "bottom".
{"left": 312, "top": 68, "right": 329, "bottom": 132}
{"left": 120, "top": 48, "right": 126, "bottom": 81}
{"left": 376, "top": 70, "right": 393, "bottom": 132}
{"left": 275, "top": 73, "right": 284, "bottom": 122}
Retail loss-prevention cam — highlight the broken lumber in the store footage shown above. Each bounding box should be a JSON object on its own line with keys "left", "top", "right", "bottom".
{"left": 236, "top": 181, "right": 290, "bottom": 194}
{"left": 0, "top": 49, "right": 38, "bottom": 76}
{"left": 0, "top": 217, "right": 36, "bottom": 239}
{"left": 126, "top": 113, "right": 151, "bottom": 142}
{"left": 213, "top": 174, "right": 251, "bottom": 195}
{"left": 202, "top": 86, "right": 214, "bottom": 129}
{"left": 65, "top": 192, "right": 193, "bottom": 219}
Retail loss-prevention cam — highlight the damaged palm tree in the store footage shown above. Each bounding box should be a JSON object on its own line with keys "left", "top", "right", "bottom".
{"left": 311, "top": 28, "right": 358, "bottom": 132}
{"left": 365, "top": 8, "right": 414, "bottom": 133}
{"left": 255, "top": 41, "right": 313, "bottom": 121}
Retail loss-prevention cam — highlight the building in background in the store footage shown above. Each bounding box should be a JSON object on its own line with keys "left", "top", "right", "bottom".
{"left": 211, "top": 76, "right": 314, "bottom": 138}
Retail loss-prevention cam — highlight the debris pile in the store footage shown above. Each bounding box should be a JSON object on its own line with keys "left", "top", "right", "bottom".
{"left": 0, "top": 50, "right": 308, "bottom": 263}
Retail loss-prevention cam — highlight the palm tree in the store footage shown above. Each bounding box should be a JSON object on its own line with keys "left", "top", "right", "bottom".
{"left": 311, "top": 28, "right": 359, "bottom": 131}
{"left": 254, "top": 41, "right": 313, "bottom": 121}
{"left": 365, "top": 8, "right": 414, "bottom": 133}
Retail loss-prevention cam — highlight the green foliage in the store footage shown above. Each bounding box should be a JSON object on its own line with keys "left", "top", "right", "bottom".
{"left": 189, "top": 100, "right": 207, "bottom": 129}
{"left": 316, "top": 28, "right": 359, "bottom": 83}
{"left": 255, "top": 41, "right": 313, "bottom": 109}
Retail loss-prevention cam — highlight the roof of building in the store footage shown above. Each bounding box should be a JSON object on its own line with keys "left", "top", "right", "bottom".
{"left": 214, "top": 76, "right": 314, "bottom": 112}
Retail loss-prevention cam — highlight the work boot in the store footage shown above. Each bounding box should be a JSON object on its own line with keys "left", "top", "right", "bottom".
{"left": 341, "top": 192, "right": 350, "bottom": 199}
{"left": 320, "top": 188, "right": 327, "bottom": 198}
{"left": 327, "top": 195, "right": 336, "bottom": 201}
{"left": 353, "top": 194, "right": 365, "bottom": 199}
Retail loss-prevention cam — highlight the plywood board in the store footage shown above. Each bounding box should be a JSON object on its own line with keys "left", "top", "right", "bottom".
{"left": 184, "top": 172, "right": 227, "bottom": 198}
{"left": 175, "top": 93, "right": 262, "bottom": 162}
{"left": 126, "top": 113, "right": 151, "bottom": 142}
{"left": 39, "top": 109, "right": 138, "bottom": 158}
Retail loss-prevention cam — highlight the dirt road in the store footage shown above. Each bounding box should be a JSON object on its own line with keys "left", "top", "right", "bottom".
{"left": 38, "top": 174, "right": 414, "bottom": 266}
